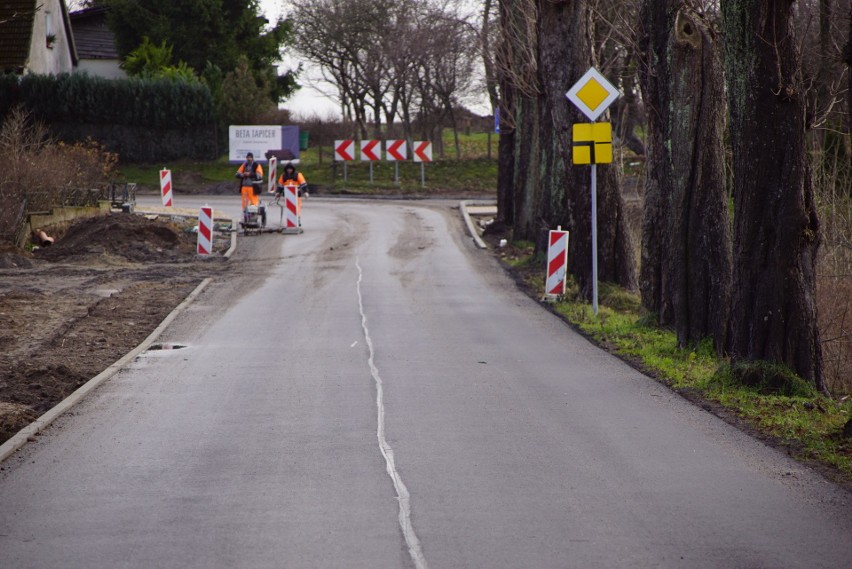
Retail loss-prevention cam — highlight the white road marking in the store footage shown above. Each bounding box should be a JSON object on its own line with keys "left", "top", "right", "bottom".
{"left": 350, "top": 341, "right": 359, "bottom": 348}
{"left": 356, "top": 258, "right": 429, "bottom": 569}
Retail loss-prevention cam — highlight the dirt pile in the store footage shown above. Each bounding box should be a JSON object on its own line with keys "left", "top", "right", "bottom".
{"left": 0, "top": 212, "right": 227, "bottom": 445}
{"left": 34, "top": 213, "right": 200, "bottom": 263}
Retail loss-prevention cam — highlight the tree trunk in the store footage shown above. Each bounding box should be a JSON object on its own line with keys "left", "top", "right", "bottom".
{"left": 722, "top": 0, "right": 825, "bottom": 391}
{"left": 638, "top": 2, "right": 731, "bottom": 350}
{"left": 536, "top": 0, "right": 636, "bottom": 297}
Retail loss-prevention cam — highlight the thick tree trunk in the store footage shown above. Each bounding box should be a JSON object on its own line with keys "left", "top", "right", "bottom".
{"left": 638, "top": 2, "right": 731, "bottom": 350}
{"left": 536, "top": 0, "right": 636, "bottom": 296}
{"left": 722, "top": 0, "right": 825, "bottom": 391}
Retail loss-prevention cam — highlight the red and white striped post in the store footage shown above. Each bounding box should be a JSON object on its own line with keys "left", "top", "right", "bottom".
{"left": 267, "top": 155, "right": 278, "bottom": 194}
{"left": 197, "top": 205, "right": 213, "bottom": 255}
{"left": 283, "top": 184, "right": 300, "bottom": 233}
{"left": 546, "top": 227, "right": 570, "bottom": 298}
{"left": 159, "top": 168, "right": 173, "bottom": 207}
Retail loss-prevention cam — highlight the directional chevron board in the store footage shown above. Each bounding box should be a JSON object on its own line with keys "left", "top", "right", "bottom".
{"left": 386, "top": 140, "right": 407, "bottom": 184}
{"left": 361, "top": 140, "right": 381, "bottom": 183}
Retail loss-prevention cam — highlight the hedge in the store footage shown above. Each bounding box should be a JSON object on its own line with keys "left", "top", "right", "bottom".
{"left": 0, "top": 73, "right": 218, "bottom": 162}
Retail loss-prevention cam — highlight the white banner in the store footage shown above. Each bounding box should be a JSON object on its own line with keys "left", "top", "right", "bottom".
{"left": 229, "top": 125, "right": 283, "bottom": 163}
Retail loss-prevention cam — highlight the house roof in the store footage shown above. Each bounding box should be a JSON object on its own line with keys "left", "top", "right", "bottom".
{"left": 0, "top": 0, "right": 37, "bottom": 72}
{"left": 70, "top": 6, "right": 118, "bottom": 60}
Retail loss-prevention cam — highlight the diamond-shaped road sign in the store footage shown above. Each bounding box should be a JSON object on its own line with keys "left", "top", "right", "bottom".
{"left": 565, "top": 67, "right": 620, "bottom": 121}
{"left": 386, "top": 140, "right": 407, "bottom": 161}
{"left": 335, "top": 140, "right": 354, "bottom": 161}
{"left": 361, "top": 139, "right": 381, "bottom": 161}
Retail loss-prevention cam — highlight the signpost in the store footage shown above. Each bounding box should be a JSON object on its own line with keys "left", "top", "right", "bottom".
{"left": 335, "top": 139, "right": 355, "bottom": 181}
{"left": 566, "top": 67, "right": 619, "bottom": 315}
{"left": 413, "top": 141, "right": 432, "bottom": 188}
{"left": 361, "top": 139, "right": 381, "bottom": 183}
{"left": 386, "top": 140, "right": 407, "bottom": 184}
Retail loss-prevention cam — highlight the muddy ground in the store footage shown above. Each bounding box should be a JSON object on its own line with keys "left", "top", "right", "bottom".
{"left": 0, "top": 212, "right": 232, "bottom": 444}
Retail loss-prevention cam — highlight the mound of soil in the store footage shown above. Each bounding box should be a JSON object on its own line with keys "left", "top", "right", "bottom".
{"left": 0, "top": 213, "right": 229, "bottom": 445}
{"left": 34, "top": 213, "right": 199, "bottom": 263}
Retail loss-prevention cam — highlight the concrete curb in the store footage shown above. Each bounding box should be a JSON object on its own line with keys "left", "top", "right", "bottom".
{"left": 0, "top": 278, "right": 213, "bottom": 464}
{"left": 224, "top": 218, "right": 238, "bottom": 259}
{"left": 459, "top": 199, "right": 496, "bottom": 250}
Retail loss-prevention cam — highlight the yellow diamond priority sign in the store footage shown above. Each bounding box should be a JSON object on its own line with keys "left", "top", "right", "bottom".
{"left": 572, "top": 123, "right": 613, "bottom": 165}
{"left": 566, "top": 67, "right": 620, "bottom": 121}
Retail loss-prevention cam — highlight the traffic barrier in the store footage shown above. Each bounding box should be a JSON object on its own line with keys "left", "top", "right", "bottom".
{"left": 197, "top": 206, "right": 213, "bottom": 255}
{"left": 160, "top": 168, "right": 173, "bottom": 207}
{"left": 268, "top": 155, "right": 278, "bottom": 194}
{"left": 283, "top": 184, "right": 300, "bottom": 233}
{"left": 546, "top": 227, "right": 569, "bottom": 297}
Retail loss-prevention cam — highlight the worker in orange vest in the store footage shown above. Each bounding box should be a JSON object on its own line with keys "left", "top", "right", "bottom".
{"left": 235, "top": 152, "right": 263, "bottom": 211}
{"left": 277, "top": 162, "right": 308, "bottom": 219}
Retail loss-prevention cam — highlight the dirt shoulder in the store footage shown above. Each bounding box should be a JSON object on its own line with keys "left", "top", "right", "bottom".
{"left": 0, "top": 213, "right": 231, "bottom": 444}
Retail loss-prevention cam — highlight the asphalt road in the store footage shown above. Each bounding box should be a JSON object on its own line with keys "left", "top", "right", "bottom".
{"left": 1, "top": 196, "right": 851, "bottom": 568}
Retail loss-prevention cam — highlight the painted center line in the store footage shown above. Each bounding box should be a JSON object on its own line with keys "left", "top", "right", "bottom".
{"left": 356, "top": 258, "right": 429, "bottom": 569}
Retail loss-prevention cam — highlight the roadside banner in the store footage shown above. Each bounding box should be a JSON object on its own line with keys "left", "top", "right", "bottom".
{"left": 159, "top": 168, "right": 173, "bottom": 207}
{"left": 197, "top": 206, "right": 213, "bottom": 255}
{"left": 546, "top": 227, "right": 570, "bottom": 297}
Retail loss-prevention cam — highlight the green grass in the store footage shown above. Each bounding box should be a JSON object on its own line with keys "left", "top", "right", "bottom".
{"left": 115, "top": 129, "right": 498, "bottom": 194}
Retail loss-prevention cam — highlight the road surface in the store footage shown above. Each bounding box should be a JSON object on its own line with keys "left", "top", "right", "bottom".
{"left": 1, "top": 196, "right": 851, "bottom": 568}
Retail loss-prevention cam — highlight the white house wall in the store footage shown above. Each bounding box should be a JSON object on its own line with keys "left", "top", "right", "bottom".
{"left": 77, "top": 59, "right": 125, "bottom": 80}
{"left": 26, "top": 0, "right": 74, "bottom": 75}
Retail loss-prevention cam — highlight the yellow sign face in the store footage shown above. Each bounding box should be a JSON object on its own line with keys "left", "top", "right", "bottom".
{"left": 566, "top": 67, "right": 620, "bottom": 121}
{"left": 572, "top": 122, "right": 613, "bottom": 165}
{"left": 575, "top": 79, "right": 610, "bottom": 114}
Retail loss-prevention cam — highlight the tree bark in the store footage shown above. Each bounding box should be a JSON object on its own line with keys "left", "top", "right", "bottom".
{"left": 535, "top": 0, "right": 636, "bottom": 296}
{"left": 722, "top": 0, "right": 825, "bottom": 391}
{"left": 638, "top": 1, "right": 731, "bottom": 350}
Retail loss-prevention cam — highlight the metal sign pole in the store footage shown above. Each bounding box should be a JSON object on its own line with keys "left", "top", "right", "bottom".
{"left": 370, "top": 162, "right": 374, "bottom": 184}
{"left": 395, "top": 162, "right": 399, "bottom": 185}
{"left": 420, "top": 163, "right": 425, "bottom": 188}
{"left": 591, "top": 163, "right": 599, "bottom": 315}
{"left": 344, "top": 162, "right": 348, "bottom": 182}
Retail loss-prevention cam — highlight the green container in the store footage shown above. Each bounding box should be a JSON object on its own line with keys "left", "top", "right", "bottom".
{"left": 299, "top": 131, "right": 309, "bottom": 151}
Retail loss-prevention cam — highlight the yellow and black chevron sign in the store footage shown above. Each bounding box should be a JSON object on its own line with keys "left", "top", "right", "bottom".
{"left": 572, "top": 122, "right": 613, "bottom": 165}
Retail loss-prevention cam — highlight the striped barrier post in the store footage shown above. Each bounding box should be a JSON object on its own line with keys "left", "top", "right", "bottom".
{"left": 546, "top": 227, "right": 569, "bottom": 298}
{"left": 197, "top": 206, "right": 213, "bottom": 255}
{"left": 267, "top": 156, "right": 278, "bottom": 194}
{"left": 159, "top": 168, "right": 173, "bottom": 207}
{"left": 283, "top": 184, "right": 300, "bottom": 233}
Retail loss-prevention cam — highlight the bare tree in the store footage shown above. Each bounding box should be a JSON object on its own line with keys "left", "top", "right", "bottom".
{"left": 637, "top": 1, "right": 731, "bottom": 350}
{"left": 722, "top": 0, "right": 825, "bottom": 392}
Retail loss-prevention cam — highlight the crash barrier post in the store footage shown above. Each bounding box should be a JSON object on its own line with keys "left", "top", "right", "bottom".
{"left": 283, "top": 184, "right": 300, "bottom": 234}
{"left": 160, "top": 168, "right": 173, "bottom": 207}
{"left": 197, "top": 205, "right": 213, "bottom": 255}
{"left": 545, "top": 227, "right": 569, "bottom": 299}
